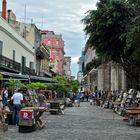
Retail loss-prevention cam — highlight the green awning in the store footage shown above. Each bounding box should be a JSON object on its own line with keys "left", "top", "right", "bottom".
{"left": 0, "top": 72, "right": 56, "bottom": 83}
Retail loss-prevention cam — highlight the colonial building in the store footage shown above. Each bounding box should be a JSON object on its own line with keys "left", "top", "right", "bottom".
{"left": 41, "top": 30, "right": 65, "bottom": 75}
{"left": 83, "top": 46, "right": 127, "bottom": 92}
{"left": 77, "top": 57, "right": 83, "bottom": 84}
{"left": 0, "top": 16, "right": 35, "bottom": 75}
{"left": 1, "top": 8, "right": 51, "bottom": 77}
{"left": 83, "top": 47, "right": 97, "bottom": 91}
{"left": 0, "top": 0, "right": 54, "bottom": 84}
{"left": 64, "top": 56, "right": 71, "bottom": 80}
{"left": 97, "top": 62, "right": 126, "bottom": 91}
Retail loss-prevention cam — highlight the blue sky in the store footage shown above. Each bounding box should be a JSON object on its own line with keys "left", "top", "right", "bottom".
{"left": 0, "top": 0, "right": 98, "bottom": 77}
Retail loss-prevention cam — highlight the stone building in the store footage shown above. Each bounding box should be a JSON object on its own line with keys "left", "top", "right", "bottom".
{"left": 41, "top": 30, "right": 65, "bottom": 75}
{"left": 83, "top": 46, "right": 127, "bottom": 92}
{"left": 2, "top": 9, "right": 51, "bottom": 77}
{"left": 64, "top": 56, "right": 71, "bottom": 80}
{"left": 77, "top": 57, "right": 83, "bottom": 84}
{"left": 97, "top": 62, "right": 126, "bottom": 91}
{"left": 0, "top": 16, "right": 35, "bottom": 74}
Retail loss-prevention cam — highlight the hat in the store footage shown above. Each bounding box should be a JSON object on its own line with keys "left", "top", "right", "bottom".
{"left": 15, "top": 88, "right": 20, "bottom": 92}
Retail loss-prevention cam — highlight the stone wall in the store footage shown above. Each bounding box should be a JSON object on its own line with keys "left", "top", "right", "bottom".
{"left": 97, "top": 62, "right": 127, "bottom": 91}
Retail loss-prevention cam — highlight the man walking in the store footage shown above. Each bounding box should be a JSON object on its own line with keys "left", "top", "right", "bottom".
{"left": 11, "top": 89, "right": 23, "bottom": 125}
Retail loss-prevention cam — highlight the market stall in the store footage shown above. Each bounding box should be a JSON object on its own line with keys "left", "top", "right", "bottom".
{"left": 19, "top": 107, "right": 47, "bottom": 132}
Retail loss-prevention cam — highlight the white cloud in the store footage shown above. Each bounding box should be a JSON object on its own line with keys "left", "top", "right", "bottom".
{"left": 71, "top": 56, "right": 79, "bottom": 64}
{"left": 0, "top": 0, "right": 99, "bottom": 77}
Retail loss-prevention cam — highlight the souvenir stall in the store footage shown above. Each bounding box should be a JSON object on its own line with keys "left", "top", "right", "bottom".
{"left": 125, "top": 89, "right": 140, "bottom": 126}
{"left": 0, "top": 100, "right": 8, "bottom": 132}
{"left": 18, "top": 89, "right": 47, "bottom": 132}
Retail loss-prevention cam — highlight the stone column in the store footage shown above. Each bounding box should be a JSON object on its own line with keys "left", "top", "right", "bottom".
{"left": 104, "top": 63, "right": 110, "bottom": 91}
{"left": 111, "top": 63, "right": 116, "bottom": 91}
{"left": 121, "top": 68, "right": 127, "bottom": 91}
{"left": 97, "top": 65, "right": 104, "bottom": 91}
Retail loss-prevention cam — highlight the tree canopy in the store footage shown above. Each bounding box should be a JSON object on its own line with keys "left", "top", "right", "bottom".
{"left": 82, "top": 0, "right": 140, "bottom": 84}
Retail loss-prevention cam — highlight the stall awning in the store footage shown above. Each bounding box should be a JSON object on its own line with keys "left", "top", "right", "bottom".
{"left": 0, "top": 72, "right": 56, "bottom": 83}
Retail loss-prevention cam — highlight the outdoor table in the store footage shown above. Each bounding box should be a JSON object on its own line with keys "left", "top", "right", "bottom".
{"left": 126, "top": 107, "right": 140, "bottom": 110}
{"left": 126, "top": 110, "right": 140, "bottom": 126}
{"left": 48, "top": 101, "right": 64, "bottom": 115}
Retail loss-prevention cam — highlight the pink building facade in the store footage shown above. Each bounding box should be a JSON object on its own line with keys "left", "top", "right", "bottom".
{"left": 41, "top": 30, "right": 65, "bottom": 75}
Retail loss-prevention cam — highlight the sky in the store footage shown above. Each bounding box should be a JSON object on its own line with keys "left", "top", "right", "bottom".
{"left": 0, "top": 0, "right": 98, "bottom": 78}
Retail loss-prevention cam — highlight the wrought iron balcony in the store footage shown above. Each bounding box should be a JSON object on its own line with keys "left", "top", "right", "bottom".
{"left": 36, "top": 47, "right": 45, "bottom": 59}
{"left": 0, "top": 55, "right": 21, "bottom": 73}
{"left": 22, "top": 66, "right": 36, "bottom": 76}
{"left": 0, "top": 55, "right": 36, "bottom": 76}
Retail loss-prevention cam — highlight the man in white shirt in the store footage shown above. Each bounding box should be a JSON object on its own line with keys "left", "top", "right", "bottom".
{"left": 11, "top": 89, "right": 23, "bottom": 125}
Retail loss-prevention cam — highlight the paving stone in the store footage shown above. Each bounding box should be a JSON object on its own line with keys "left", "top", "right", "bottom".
{"left": 1, "top": 102, "right": 140, "bottom": 140}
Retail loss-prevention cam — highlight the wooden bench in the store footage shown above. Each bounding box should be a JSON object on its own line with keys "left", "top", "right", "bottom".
{"left": 49, "top": 101, "right": 64, "bottom": 115}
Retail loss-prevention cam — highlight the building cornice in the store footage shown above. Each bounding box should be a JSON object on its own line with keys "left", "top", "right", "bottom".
{"left": 0, "top": 25, "right": 34, "bottom": 55}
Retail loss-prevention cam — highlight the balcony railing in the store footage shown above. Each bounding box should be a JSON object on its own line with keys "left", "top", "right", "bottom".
{"left": 0, "top": 55, "right": 21, "bottom": 72}
{"left": 36, "top": 47, "right": 45, "bottom": 59}
{"left": 0, "top": 55, "right": 36, "bottom": 76}
{"left": 22, "top": 67, "right": 36, "bottom": 76}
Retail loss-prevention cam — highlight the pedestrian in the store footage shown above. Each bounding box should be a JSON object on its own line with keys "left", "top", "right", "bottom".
{"left": 85, "top": 91, "right": 89, "bottom": 102}
{"left": 0, "top": 90, "right": 3, "bottom": 110}
{"left": 89, "top": 93, "right": 93, "bottom": 105}
{"left": 38, "top": 91, "right": 46, "bottom": 107}
{"left": 11, "top": 88, "right": 23, "bottom": 125}
{"left": 1, "top": 87, "right": 8, "bottom": 109}
{"left": 74, "top": 92, "right": 81, "bottom": 107}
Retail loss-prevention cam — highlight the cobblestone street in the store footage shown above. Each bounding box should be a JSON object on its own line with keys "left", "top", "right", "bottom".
{"left": 1, "top": 102, "right": 140, "bottom": 140}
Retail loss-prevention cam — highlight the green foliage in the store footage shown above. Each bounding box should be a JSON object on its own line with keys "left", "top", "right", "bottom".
{"left": 127, "top": 0, "right": 140, "bottom": 15}
{"left": 26, "top": 82, "right": 47, "bottom": 90}
{"left": 82, "top": 0, "right": 135, "bottom": 61}
{"left": 71, "top": 80, "right": 80, "bottom": 93}
{"left": 18, "top": 83, "right": 27, "bottom": 89}
{"left": 54, "top": 76, "right": 69, "bottom": 93}
{"left": 82, "top": 0, "right": 140, "bottom": 83}
{"left": 53, "top": 76, "right": 80, "bottom": 93}
{"left": 126, "top": 16, "right": 140, "bottom": 63}
{"left": 4, "top": 78, "right": 22, "bottom": 94}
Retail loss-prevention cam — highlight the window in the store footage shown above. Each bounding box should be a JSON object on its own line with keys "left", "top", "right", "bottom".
{"left": 56, "top": 41, "right": 59, "bottom": 46}
{"left": 29, "top": 62, "right": 34, "bottom": 69}
{"left": 48, "top": 40, "right": 51, "bottom": 45}
{"left": 13, "top": 50, "right": 15, "bottom": 61}
{"left": 21, "top": 56, "right": 26, "bottom": 74}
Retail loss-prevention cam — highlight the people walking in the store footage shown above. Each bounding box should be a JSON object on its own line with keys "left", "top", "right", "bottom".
{"left": 1, "top": 87, "right": 8, "bottom": 109}
{"left": 74, "top": 92, "right": 81, "bottom": 107}
{"left": 11, "top": 88, "right": 23, "bottom": 125}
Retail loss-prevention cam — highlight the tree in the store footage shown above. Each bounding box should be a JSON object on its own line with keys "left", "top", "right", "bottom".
{"left": 82, "top": 0, "right": 140, "bottom": 84}
{"left": 26, "top": 82, "right": 47, "bottom": 91}
{"left": 71, "top": 80, "right": 80, "bottom": 93}
{"left": 127, "top": 0, "right": 140, "bottom": 15}
{"left": 54, "top": 76, "right": 70, "bottom": 95}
